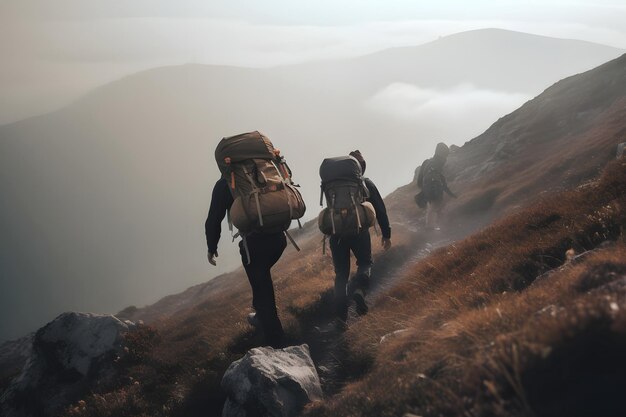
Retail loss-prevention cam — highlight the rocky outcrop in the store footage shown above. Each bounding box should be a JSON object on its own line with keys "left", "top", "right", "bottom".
{"left": 0, "top": 312, "right": 135, "bottom": 417}
{"left": 0, "top": 333, "right": 34, "bottom": 382}
{"left": 221, "top": 344, "right": 322, "bottom": 417}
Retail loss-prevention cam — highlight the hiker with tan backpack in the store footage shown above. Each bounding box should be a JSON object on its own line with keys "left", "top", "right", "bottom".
{"left": 205, "top": 131, "right": 306, "bottom": 348}
{"left": 318, "top": 150, "right": 391, "bottom": 325}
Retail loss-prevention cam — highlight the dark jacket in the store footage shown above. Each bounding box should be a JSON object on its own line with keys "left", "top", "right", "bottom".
{"left": 205, "top": 178, "right": 234, "bottom": 254}
{"left": 364, "top": 178, "right": 391, "bottom": 239}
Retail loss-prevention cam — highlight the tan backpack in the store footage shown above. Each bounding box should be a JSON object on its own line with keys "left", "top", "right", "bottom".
{"left": 215, "top": 131, "right": 306, "bottom": 239}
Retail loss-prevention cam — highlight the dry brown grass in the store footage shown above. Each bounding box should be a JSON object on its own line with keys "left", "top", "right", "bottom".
{"left": 62, "top": 149, "right": 626, "bottom": 417}
{"left": 303, "top": 159, "right": 626, "bottom": 417}
{"left": 65, "top": 154, "right": 625, "bottom": 417}
{"left": 59, "top": 74, "right": 626, "bottom": 416}
{"left": 449, "top": 97, "right": 626, "bottom": 222}
{"left": 62, "top": 204, "right": 417, "bottom": 417}
{"left": 64, "top": 152, "right": 625, "bottom": 417}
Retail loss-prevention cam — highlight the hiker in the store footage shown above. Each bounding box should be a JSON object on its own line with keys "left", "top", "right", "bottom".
{"left": 318, "top": 150, "right": 391, "bottom": 323}
{"left": 416, "top": 142, "right": 457, "bottom": 230}
{"left": 205, "top": 131, "right": 306, "bottom": 348}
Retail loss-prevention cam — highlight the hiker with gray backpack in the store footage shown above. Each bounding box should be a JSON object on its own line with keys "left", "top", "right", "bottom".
{"left": 318, "top": 150, "right": 391, "bottom": 324}
{"left": 205, "top": 131, "right": 306, "bottom": 348}
{"left": 415, "top": 142, "right": 457, "bottom": 230}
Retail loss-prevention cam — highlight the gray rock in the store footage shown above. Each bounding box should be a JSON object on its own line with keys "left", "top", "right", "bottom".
{"left": 221, "top": 344, "right": 322, "bottom": 417}
{"left": 1, "top": 312, "right": 135, "bottom": 417}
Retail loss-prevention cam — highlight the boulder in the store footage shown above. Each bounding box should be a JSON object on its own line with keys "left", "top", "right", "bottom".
{"left": 1, "top": 312, "right": 135, "bottom": 417}
{"left": 221, "top": 344, "right": 323, "bottom": 417}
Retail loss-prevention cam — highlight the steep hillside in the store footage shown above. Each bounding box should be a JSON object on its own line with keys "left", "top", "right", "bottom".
{"left": 3, "top": 29, "right": 622, "bottom": 342}
{"left": 25, "top": 54, "right": 625, "bottom": 417}
{"left": 387, "top": 53, "right": 626, "bottom": 225}
{"left": 305, "top": 155, "right": 626, "bottom": 417}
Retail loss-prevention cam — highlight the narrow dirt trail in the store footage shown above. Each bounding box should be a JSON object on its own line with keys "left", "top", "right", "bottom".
{"left": 295, "top": 216, "right": 490, "bottom": 396}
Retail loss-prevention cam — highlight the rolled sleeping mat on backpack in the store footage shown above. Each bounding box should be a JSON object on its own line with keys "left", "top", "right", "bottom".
{"left": 231, "top": 184, "right": 306, "bottom": 234}
{"left": 318, "top": 201, "right": 376, "bottom": 237}
{"left": 319, "top": 156, "right": 363, "bottom": 184}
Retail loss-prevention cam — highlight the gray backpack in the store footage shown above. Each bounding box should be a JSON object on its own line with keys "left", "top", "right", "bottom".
{"left": 318, "top": 156, "right": 376, "bottom": 237}
{"left": 215, "top": 131, "right": 306, "bottom": 237}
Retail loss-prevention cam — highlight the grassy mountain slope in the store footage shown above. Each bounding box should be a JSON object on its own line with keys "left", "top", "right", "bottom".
{"left": 52, "top": 54, "right": 626, "bottom": 417}
{"left": 305, "top": 160, "right": 626, "bottom": 417}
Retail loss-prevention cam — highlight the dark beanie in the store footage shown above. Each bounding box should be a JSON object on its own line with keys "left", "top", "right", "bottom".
{"left": 349, "top": 150, "right": 366, "bottom": 174}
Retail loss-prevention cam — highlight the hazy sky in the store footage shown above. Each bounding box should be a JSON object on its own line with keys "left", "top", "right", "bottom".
{"left": 1, "top": 0, "right": 626, "bottom": 124}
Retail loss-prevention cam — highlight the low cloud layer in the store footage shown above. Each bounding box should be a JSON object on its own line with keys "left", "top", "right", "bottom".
{"left": 365, "top": 83, "right": 531, "bottom": 143}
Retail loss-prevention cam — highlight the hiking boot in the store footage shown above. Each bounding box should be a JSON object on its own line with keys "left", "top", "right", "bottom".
{"left": 316, "top": 318, "right": 347, "bottom": 333}
{"left": 332, "top": 318, "right": 348, "bottom": 332}
{"left": 353, "top": 289, "right": 368, "bottom": 316}
{"left": 247, "top": 312, "right": 260, "bottom": 328}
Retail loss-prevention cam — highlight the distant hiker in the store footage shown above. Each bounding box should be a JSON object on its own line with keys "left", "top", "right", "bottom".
{"left": 318, "top": 150, "right": 391, "bottom": 323}
{"left": 205, "top": 131, "right": 306, "bottom": 348}
{"left": 416, "top": 142, "right": 457, "bottom": 230}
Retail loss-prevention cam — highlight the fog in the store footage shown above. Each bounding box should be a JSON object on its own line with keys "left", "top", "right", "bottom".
{"left": 365, "top": 83, "right": 531, "bottom": 140}
{"left": 2, "top": 0, "right": 626, "bottom": 124}
{"left": 1, "top": 1, "right": 626, "bottom": 342}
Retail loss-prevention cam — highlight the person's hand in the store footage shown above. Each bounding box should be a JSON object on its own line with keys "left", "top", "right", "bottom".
{"left": 382, "top": 238, "right": 392, "bottom": 251}
{"left": 208, "top": 251, "right": 218, "bottom": 266}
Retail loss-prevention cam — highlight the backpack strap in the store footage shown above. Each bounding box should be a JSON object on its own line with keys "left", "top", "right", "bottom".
{"left": 271, "top": 160, "right": 295, "bottom": 221}
{"left": 351, "top": 192, "right": 362, "bottom": 231}
{"left": 223, "top": 158, "right": 236, "bottom": 190}
{"left": 243, "top": 165, "right": 265, "bottom": 227}
{"left": 254, "top": 191, "right": 263, "bottom": 226}
{"left": 242, "top": 235, "right": 251, "bottom": 265}
{"left": 330, "top": 193, "right": 337, "bottom": 235}
{"left": 227, "top": 209, "right": 234, "bottom": 236}
{"left": 284, "top": 230, "right": 301, "bottom": 252}
{"left": 361, "top": 179, "right": 370, "bottom": 199}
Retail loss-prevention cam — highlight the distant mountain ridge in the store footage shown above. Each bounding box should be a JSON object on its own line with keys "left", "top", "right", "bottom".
{"left": 271, "top": 28, "right": 624, "bottom": 98}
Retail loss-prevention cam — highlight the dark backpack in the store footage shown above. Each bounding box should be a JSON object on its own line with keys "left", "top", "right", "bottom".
{"left": 215, "top": 131, "right": 306, "bottom": 235}
{"left": 421, "top": 159, "right": 445, "bottom": 202}
{"left": 318, "top": 156, "right": 376, "bottom": 237}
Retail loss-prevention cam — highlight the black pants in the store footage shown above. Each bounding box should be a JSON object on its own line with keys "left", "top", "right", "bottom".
{"left": 239, "top": 232, "right": 287, "bottom": 348}
{"left": 329, "top": 229, "right": 373, "bottom": 320}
